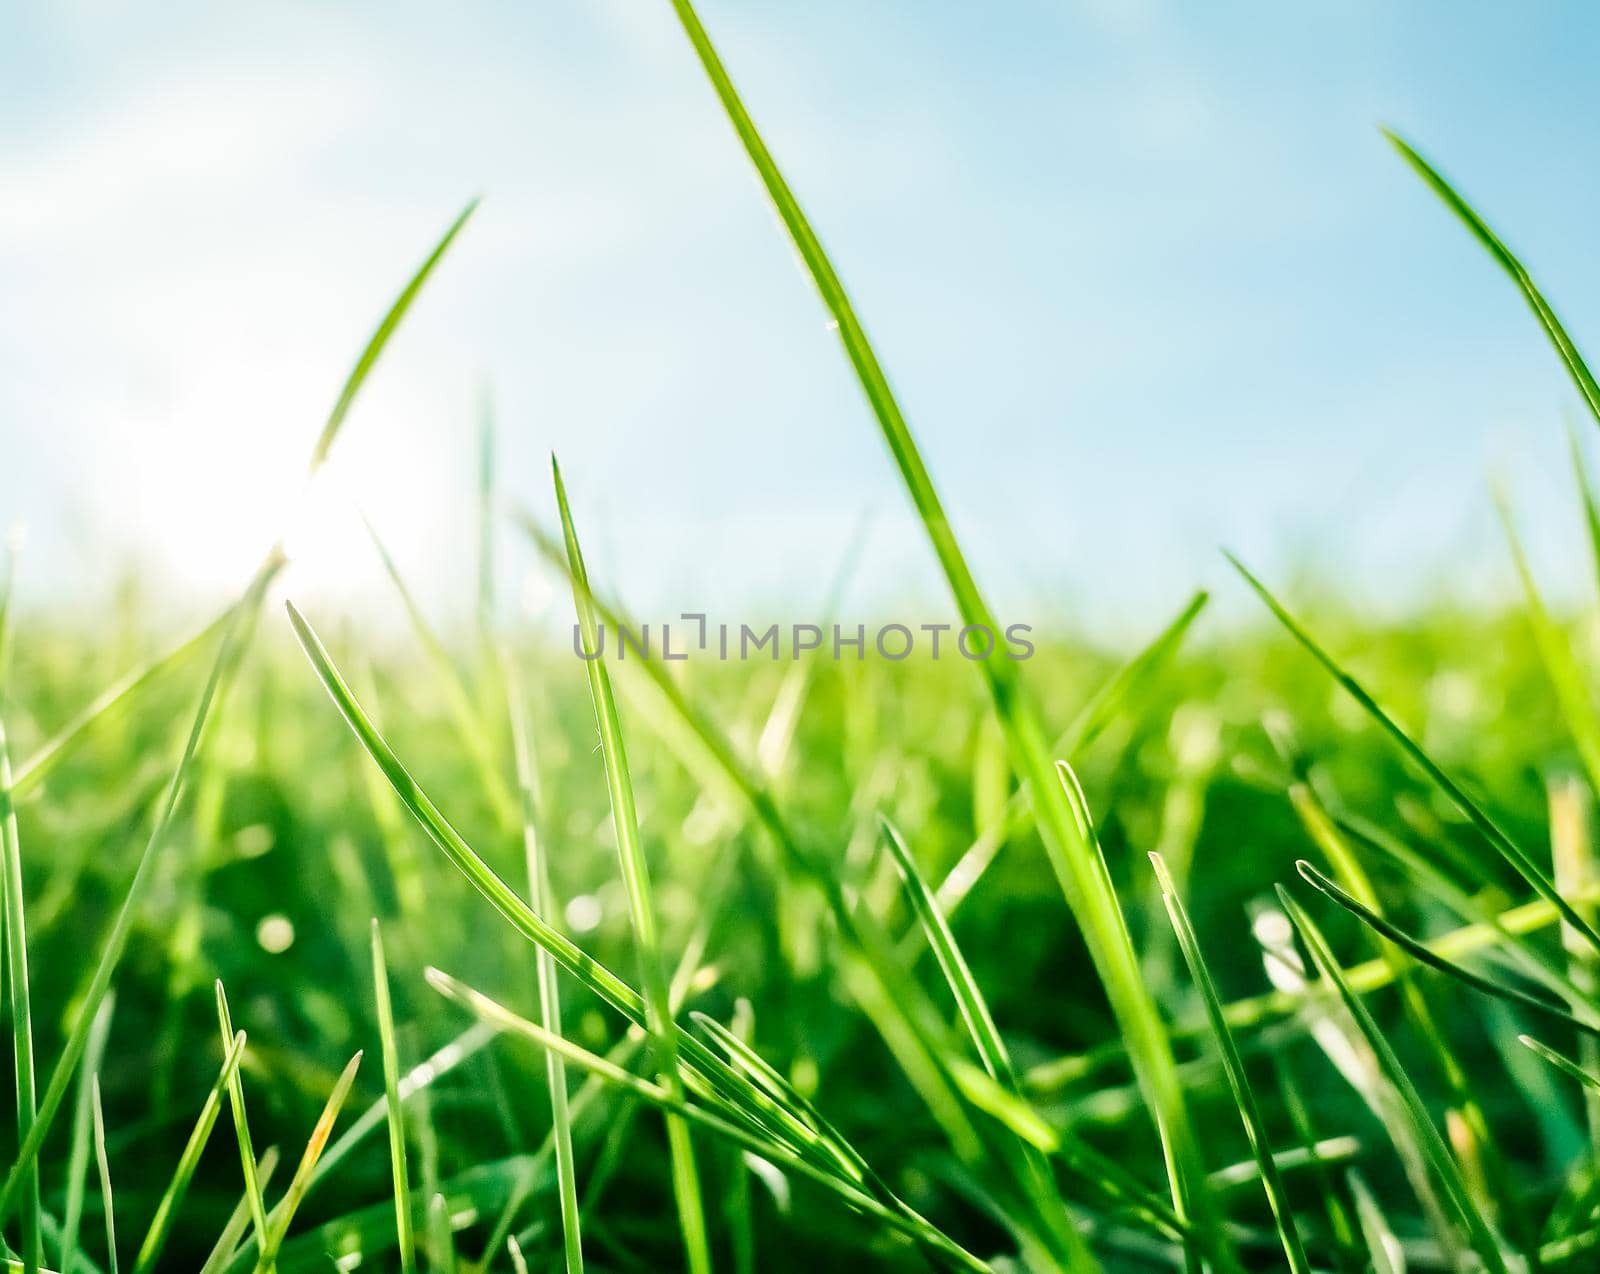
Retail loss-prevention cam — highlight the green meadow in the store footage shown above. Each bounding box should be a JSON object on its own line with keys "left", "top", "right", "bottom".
{"left": 7, "top": 4, "right": 1600, "bottom": 1271}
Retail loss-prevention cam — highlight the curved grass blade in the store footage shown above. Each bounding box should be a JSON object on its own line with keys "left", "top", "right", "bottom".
{"left": 286, "top": 604, "right": 775, "bottom": 1141}
{"left": 1569, "top": 422, "right": 1600, "bottom": 600}
{"left": 90, "top": 1078, "right": 116, "bottom": 1274}
{"left": 0, "top": 720, "right": 41, "bottom": 1272}
{"left": 1385, "top": 130, "right": 1600, "bottom": 428}
{"left": 1229, "top": 551, "right": 1600, "bottom": 955}
{"left": 369, "top": 923, "right": 416, "bottom": 1274}
{"left": 1149, "top": 853, "right": 1310, "bottom": 1273}
{"left": 307, "top": 199, "right": 479, "bottom": 472}
{"left": 663, "top": 3, "right": 1227, "bottom": 1261}
{"left": 1520, "top": 1034, "right": 1600, "bottom": 1090}
{"left": 1279, "top": 887, "right": 1511, "bottom": 1273}
{"left": 131, "top": 1030, "right": 248, "bottom": 1274}
{"left": 61, "top": 995, "right": 115, "bottom": 1274}
{"left": 503, "top": 666, "right": 583, "bottom": 1274}
{"left": 551, "top": 457, "right": 710, "bottom": 1274}
{"left": 258, "top": 1051, "right": 363, "bottom": 1270}
{"left": 426, "top": 968, "right": 991, "bottom": 1274}
{"left": 1296, "top": 859, "right": 1600, "bottom": 1036}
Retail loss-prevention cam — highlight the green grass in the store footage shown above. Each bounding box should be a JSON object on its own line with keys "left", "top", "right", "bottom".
{"left": 9, "top": 18, "right": 1600, "bottom": 1273}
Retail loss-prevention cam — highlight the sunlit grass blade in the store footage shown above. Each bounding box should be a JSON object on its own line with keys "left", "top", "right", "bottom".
{"left": 257, "top": 1050, "right": 363, "bottom": 1270}
{"left": 425, "top": 1195, "right": 455, "bottom": 1274}
{"left": 426, "top": 968, "right": 991, "bottom": 1273}
{"left": 1348, "top": 1171, "right": 1403, "bottom": 1274}
{"left": 369, "top": 922, "right": 416, "bottom": 1274}
{"left": 0, "top": 558, "right": 274, "bottom": 1227}
{"left": 1385, "top": 129, "right": 1600, "bottom": 427}
{"left": 551, "top": 456, "right": 710, "bottom": 1274}
{"left": 1296, "top": 859, "right": 1600, "bottom": 1034}
{"left": 196, "top": 1148, "right": 280, "bottom": 1274}
{"left": 61, "top": 995, "right": 114, "bottom": 1274}
{"left": 1279, "top": 886, "right": 1511, "bottom": 1273}
{"left": 0, "top": 719, "right": 41, "bottom": 1272}
{"left": 215, "top": 984, "right": 270, "bottom": 1257}
{"left": 1229, "top": 551, "right": 1600, "bottom": 954}
{"left": 131, "top": 1029, "right": 248, "bottom": 1274}
{"left": 307, "top": 199, "right": 479, "bottom": 472}
{"left": 503, "top": 663, "right": 583, "bottom": 1274}
{"left": 1520, "top": 1034, "right": 1600, "bottom": 1090}
{"left": 662, "top": 5, "right": 1227, "bottom": 1261}
{"left": 1149, "top": 852, "right": 1310, "bottom": 1273}
{"left": 90, "top": 1077, "right": 116, "bottom": 1274}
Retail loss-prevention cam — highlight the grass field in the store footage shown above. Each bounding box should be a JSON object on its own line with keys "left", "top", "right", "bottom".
{"left": 6, "top": 4, "right": 1600, "bottom": 1271}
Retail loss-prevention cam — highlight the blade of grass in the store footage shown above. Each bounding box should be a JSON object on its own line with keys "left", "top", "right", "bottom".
{"left": 1520, "top": 1034, "right": 1600, "bottom": 1090}
{"left": 369, "top": 922, "right": 416, "bottom": 1274}
{"left": 1229, "top": 551, "right": 1600, "bottom": 954}
{"left": 61, "top": 996, "right": 114, "bottom": 1274}
{"left": 286, "top": 604, "right": 801, "bottom": 1170}
{"left": 1279, "top": 887, "right": 1511, "bottom": 1273}
{"left": 215, "top": 984, "right": 270, "bottom": 1257}
{"left": 503, "top": 663, "right": 583, "bottom": 1274}
{"left": 1149, "top": 852, "right": 1311, "bottom": 1273}
{"left": 1296, "top": 859, "right": 1600, "bottom": 1035}
{"left": 663, "top": 5, "right": 1229, "bottom": 1262}
{"left": 551, "top": 457, "right": 710, "bottom": 1274}
{"left": 1385, "top": 129, "right": 1600, "bottom": 428}
{"left": 426, "top": 968, "right": 990, "bottom": 1273}
{"left": 307, "top": 200, "right": 479, "bottom": 471}
{"left": 196, "top": 1149, "right": 281, "bottom": 1274}
{"left": 257, "top": 1051, "right": 363, "bottom": 1271}
{"left": 0, "top": 719, "right": 41, "bottom": 1272}
{"left": 131, "top": 1030, "right": 248, "bottom": 1274}
{"left": 90, "top": 1078, "right": 116, "bottom": 1274}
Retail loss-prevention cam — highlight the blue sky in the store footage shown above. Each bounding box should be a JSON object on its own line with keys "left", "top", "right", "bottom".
{"left": 4, "top": 1, "right": 1600, "bottom": 636}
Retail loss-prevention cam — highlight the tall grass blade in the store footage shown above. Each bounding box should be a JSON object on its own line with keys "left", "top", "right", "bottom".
{"left": 0, "top": 720, "right": 41, "bottom": 1272}
{"left": 503, "top": 664, "right": 583, "bottom": 1274}
{"left": 307, "top": 199, "right": 479, "bottom": 472}
{"left": 551, "top": 457, "right": 710, "bottom": 1274}
{"left": 257, "top": 1051, "right": 363, "bottom": 1270}
{"left": 60, "top": 996, "right": 114, "bottom": 1274}
{"left": 215, "top": 984, "right": 270, "bottom": 1256}
{"left": 131, "top": 1030, "right": 248, "bottom": 1274}
{"left": 369, "top": 922, "right": 416, "bottom": 1274}
{"left": 89, "top": 1079, "right": 115, "bottom": 1274}
{"left": 1279, "top": 887, "right": 1511, "bottom": 1273}
{"left": 196, "top": 1149, "right": 280, "bottom": 1274}
{"left": 1149, "top": 852, "right": 1311, "bottom": 1273}
{"left": 426, "top": 968, "right": 990, "bottom": 1273}
{"left": 1230, "top": 552, "right": 1600, "bottom": 954}
{"left": 1520, "top": 1034, "right": 1600, "bottom": 1090}
{"left": 662, "top": 5, "right": 1228, "bottom": 1262}
{"left": 1385, "top": 130, "right": 1600, "bottom": 428}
